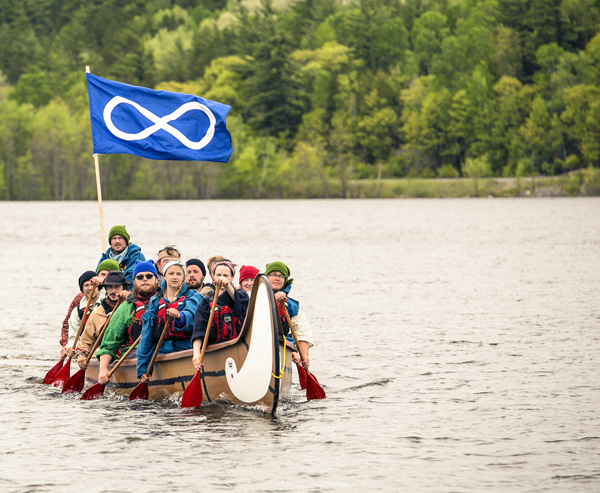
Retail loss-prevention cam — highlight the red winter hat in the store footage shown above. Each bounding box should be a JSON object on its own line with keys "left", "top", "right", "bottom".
{"left": 239, "top": 265, "right": 259, "bottom": 283}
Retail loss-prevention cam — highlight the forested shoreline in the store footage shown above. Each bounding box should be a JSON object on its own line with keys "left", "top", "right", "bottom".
{"left": 1, "top": 0, "right": 600, "bottom": 199}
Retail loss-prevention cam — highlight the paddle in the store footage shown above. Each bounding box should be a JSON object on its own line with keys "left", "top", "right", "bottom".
{"left": 62, "top": 298, "right": 122, "bottom": 394}
{"left": 52, "top": 286, "right": 97, "bottom": 388}
{"left": 181, "top": 284, "right": 221, "bottom": 408}
{"left": 128, "top": 315, "right": 173, "bottom": 400}
{"left": 43, "top": 357, "right": 65, "bottom": 385}
{"left": 80, "top": 335, "right": 141, "bottom": 400}
{"left": 273, "top": 297, "right": 306, "bottom": 389}
{"left": 296, "top": 362, "right": 308, "bottom": 390}
{"left": 279, "top": 301, "right": 326, "bottom": 400}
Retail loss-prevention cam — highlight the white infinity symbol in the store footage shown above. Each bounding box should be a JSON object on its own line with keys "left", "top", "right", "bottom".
{"left": 103, "top": 96, "right": 216, "bottom": 150}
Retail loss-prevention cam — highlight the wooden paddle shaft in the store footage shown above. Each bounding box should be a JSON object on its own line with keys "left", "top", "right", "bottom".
{"left": 107, "top": 335, "right": 142, "bottom": 379}
{"left": 280, "top": 301, "right": 310, "bottom": 374}
{"left": 84, "top": 298, "right": 123, "bottom": 365}
{"left": 71, "top": 285, "right": 97, "bottom": 350}
{"left": 198, "top": 284, "right": 221, "bottom": 364}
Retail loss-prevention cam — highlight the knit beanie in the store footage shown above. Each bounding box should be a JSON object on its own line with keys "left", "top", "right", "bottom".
{"left": 108, "top": 225, "right": 130, "bottom": 244}
{"left": 186, "top": 258, "right": 206, "bottom": 276}
{"left": 96, "top": 259, "right": 120, "bottom": 274}
{"left": 265, "top": 261, "right": 293, "bottom": 286}
{"left": 133, "top": 259, "right": 158, "bottom": 279}
{"left": 78, "top": 270, "right": 97, "bottom": 292}
{"left": 163, "top": 260, "right": 186, "bottom": 277}
{"left": 239, "top": 265, "right": 259, "bottom": 283}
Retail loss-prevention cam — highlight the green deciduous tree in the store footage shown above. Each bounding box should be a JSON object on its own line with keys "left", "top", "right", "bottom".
{"left": 0, "top": 99, "right": 34, "bottom": 199}
{"left": 561, "top": 84, "right": 600, "bottom": 166}
{"left": 520, "top": 95, "right": 563, "bottom": 175}
{"left": 411, "top": 11, "right": 448, "bottom": 75}
{"left": 9, "top": 72, "right": 53, "bottom": 107}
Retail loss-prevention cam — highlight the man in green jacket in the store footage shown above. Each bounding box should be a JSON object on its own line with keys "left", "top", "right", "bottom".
{"left": 95, "top": 260, "right": 159, "bottom": 385}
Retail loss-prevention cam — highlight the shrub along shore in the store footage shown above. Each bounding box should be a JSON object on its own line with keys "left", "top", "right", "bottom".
{"left": 331, "top": 170, "right": 600, "bottom": 199}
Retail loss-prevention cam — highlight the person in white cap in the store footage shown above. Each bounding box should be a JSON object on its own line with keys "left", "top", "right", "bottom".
{"left": 136, "top": 260, "right": 202, "bottom": 382}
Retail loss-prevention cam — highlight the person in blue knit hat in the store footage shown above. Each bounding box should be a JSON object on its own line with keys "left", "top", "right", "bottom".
{"left": 97, "top": 225, "right": 145, "bottom": 284}
{"left": 95, "top": 259, "right": 159, "bottom": 385}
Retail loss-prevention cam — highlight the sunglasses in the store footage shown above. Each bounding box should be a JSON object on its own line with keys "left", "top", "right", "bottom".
{"left": 135, "top": 274, "right": 155, "bottom": 280}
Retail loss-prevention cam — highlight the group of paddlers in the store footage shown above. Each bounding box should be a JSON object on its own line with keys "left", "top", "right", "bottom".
{"left": 59, "top": 225, "right": 314, "bottom": 388}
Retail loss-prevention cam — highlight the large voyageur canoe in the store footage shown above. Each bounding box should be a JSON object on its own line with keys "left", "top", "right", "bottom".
{"left": 85, "top": 275, "right": 294, "bottom": 414}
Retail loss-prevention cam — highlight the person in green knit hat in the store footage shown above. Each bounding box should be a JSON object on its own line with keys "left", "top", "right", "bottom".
{"left": 97, "top": 225, "right": 146, "bottom": 284}
{"left": 97, "top": 259, "right": 120, "bottom": 276}
{"left": 265, "top": 261, "right": 314, "bottom": 370}
{"left": 89, "top": 258, "right": 122, "bottom": 288}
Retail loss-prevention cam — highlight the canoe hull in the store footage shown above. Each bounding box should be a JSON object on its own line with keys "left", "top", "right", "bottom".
{"left": 85, "top": 275, "right": 294, "bottom": 414}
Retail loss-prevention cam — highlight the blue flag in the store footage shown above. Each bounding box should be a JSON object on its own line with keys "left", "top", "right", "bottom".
{"left": 86, "top": 73, "right": 233, "bottom": 162}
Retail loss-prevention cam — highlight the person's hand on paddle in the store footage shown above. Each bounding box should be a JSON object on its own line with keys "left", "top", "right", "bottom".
{"left": 76, "top": 354, "right": 88, "bottom": 370}
{"left": 192, "top": 345, "right": 205, "bottom": 371}
{"left": 274, "top": 291, "right": 287, "bottom": 303}
{"left": 98, "top": 367, "right": 110, "bottom": 385}
{"left": 140, "top": 374, "right": 149, "bottom": 384}
{"left": 118, "top": 290, "right": 130, "bottom": 302}
{"left": 166, "top": 307, "right": 180, "bottom": 319}
{"left": 291, "top": 352, "right": 310, "bottom": 369}
{"left": 66, "top": 347, "right": 76, "bottom": 358}
{"left": 214, "top": 277, "right": 235, "bottom": 298}
{"left": 60, "top": 345, "right": 67, "bottom": 358}
{"left": 90, "top": 276, "right": 104, "bottom": 287}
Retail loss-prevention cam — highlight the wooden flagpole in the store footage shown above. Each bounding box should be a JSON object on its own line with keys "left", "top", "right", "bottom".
{"left": 86, "top": 66, "right": 107, "bottom": 252}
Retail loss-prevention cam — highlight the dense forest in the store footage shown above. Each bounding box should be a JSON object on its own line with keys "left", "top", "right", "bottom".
{"left": 1, "top": 0, "right": 600, "bottom": 199}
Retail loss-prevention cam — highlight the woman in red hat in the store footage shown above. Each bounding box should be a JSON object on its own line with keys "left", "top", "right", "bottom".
{"left": 238, "top": 265, "right": 259, "bottom": 294}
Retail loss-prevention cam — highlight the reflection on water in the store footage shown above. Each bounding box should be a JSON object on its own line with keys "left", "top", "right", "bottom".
{"left": 1, "top": 198, "right": 599, "bottom": 492}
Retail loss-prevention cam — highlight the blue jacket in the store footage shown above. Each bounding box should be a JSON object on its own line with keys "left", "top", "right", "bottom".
{"left": 282, "top": 284, "right": 299, "bottom": 317}
{"left": 97, "top": 243, "right": 145, "bottom": 284}
{"left": 279, "top": 284, "right": 299, "bottom": 344}
{"left": 136, "top": 283, "right": 202, "bottom": 378}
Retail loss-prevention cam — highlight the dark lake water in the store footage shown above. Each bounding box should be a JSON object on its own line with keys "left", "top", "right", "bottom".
{"left": 1, "top": 198, "right": 599, "bottom": 492}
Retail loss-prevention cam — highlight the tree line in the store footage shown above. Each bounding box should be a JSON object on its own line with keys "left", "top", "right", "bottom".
{"left": 1, "top": 0, "right": 600, "bottom": 200}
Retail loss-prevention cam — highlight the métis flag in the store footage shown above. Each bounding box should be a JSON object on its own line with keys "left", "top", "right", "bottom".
{"left": 86, "top": 73, "right": 233, "bottom": 163}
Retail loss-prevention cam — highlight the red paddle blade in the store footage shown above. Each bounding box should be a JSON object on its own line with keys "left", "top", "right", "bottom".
{"left": 52, "top": 359, "right": 71, "bottom": 388}
{"left": 296, "top": 363, "right": 307, "bottom": 390}
{"left": 129, "top": 382, "right": 149, "bottom": 400}
{"left": 81, "top": 382, "right": 106, "bottom": 400}
{"left": 61, "top": 369, "right": 86, "bottom": 394}
{"left": 181, "top": 371, "right": 203, "bottom": 408}
{"left": 306, "top": 373, "right": 326, "bottom": 400}
{"left": 43, "top": 359, "right": 64, "bottom": 384}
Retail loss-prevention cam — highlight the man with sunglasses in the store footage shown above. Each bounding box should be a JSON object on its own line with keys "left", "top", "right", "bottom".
{"left": 95, "top": 260, "right": 159, "bottom": 385}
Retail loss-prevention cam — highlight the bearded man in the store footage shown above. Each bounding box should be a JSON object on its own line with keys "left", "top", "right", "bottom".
{"left": 95, "top": 260, "right": 159, "bottom": 385}
{"left": 185, "top": 258, "right": 206, "bottom": 293}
